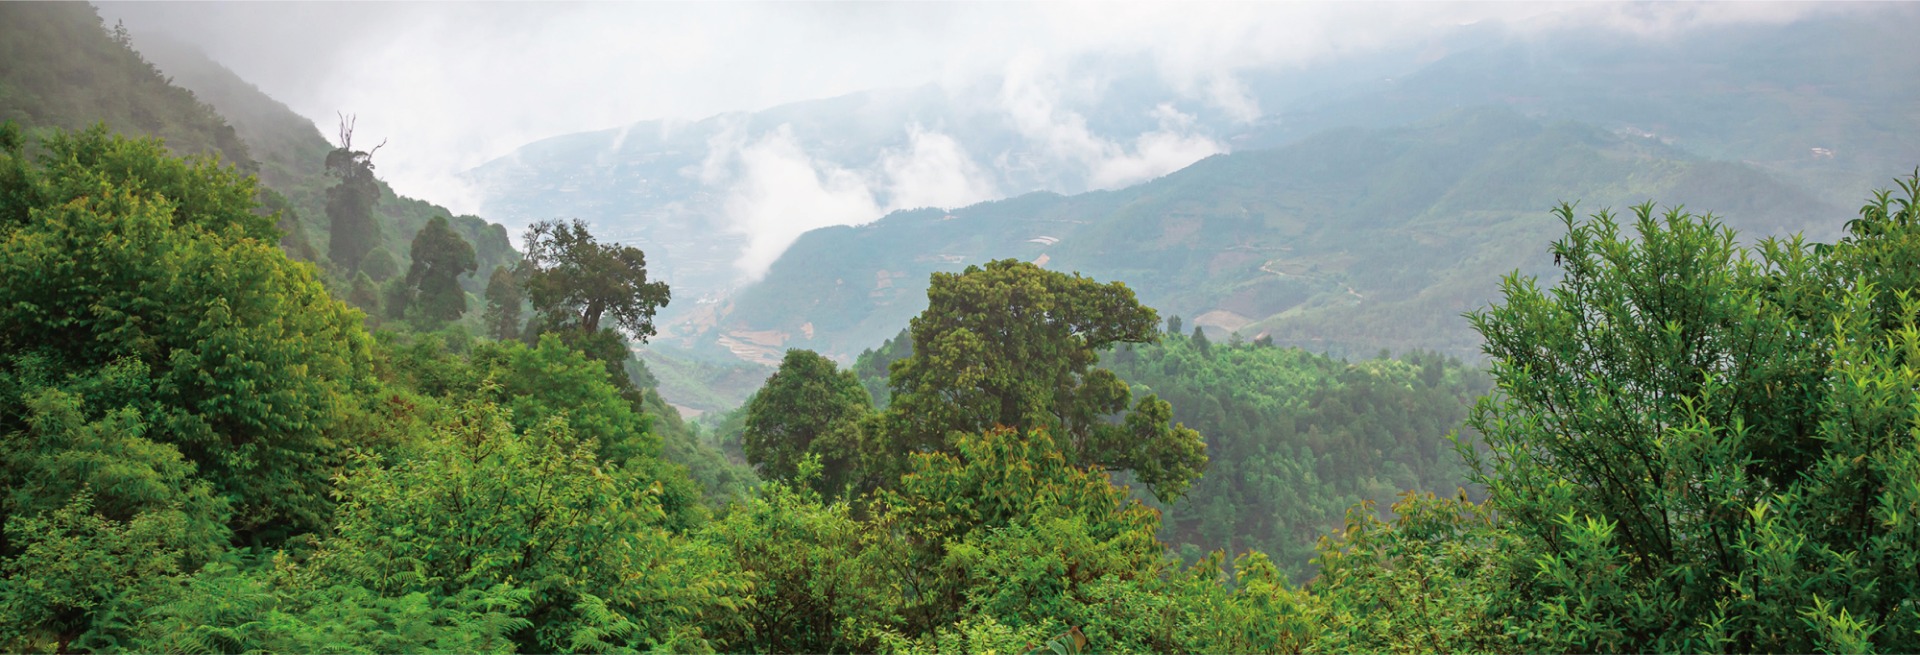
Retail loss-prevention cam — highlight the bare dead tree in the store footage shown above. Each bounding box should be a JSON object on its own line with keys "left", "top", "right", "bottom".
{"left": 337, "top": 111, "right": 355, "bottom": 150}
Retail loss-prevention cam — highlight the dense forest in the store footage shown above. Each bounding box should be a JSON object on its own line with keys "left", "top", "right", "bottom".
{"left": 5, "top": 4, "right": 1920, "bottom": 654}
{"left": 5, "top": 120, "right": 1918, "bottom": 652}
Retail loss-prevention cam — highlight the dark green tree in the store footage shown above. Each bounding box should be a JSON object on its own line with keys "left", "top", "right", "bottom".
{"left": 482, "top": 265, "right": 523, "bottom": 341}
{"left": 380, "top": 277, "right": 412, "bottom": 321}
{"left": 346, "top": 271, "right": 379, "bottom": 315}
{"left": 324, "top": 115, "right": 381, "bottom": 272}
{"left": 886, "top": 259, "right": 1207, "bottom": 500}
{"left": 517, "top": 218, "right": 670, "bottom": 338}
{"left": 359, "top": 245, "right": 398, "bottom": 283}
{"left": 1454, "top": 188, "right": 1920, "bottom": 652}
{"left": 404, "top": 215, "right": 477, "bottom": 323}
{"left": 743, "top": 349, "right": 875, "bottom": 495}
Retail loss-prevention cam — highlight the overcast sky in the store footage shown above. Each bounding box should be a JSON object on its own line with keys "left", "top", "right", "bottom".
{"left": 97, "top": 2, "right": 1824, "bottom": 219}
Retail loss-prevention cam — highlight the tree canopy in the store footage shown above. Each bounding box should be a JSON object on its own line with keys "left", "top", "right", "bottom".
{"left": 0, "top": 125, "right": 373, "bottom": 540}
{"left": 517, "top": 218, "right": 670, "bottom": 339}
{"left": 403, "top": 215, "right": 477, "bottom": 323}
{"left": 9, "top": 115, "right": 1920, "bottom": 654}
{"left": 886, "top": 258, "right": 1207, "bottom": 500}
{"left": 742, "top": 349, "right": 874, "bottom": 495}
{"left": 323, "top": 115, "right": 381, "bottom": 273}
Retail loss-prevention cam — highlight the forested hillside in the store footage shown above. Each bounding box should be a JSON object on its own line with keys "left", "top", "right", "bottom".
{"left": 5, "top": 117, "right": 1920, "bottom": 653}
{"left": 0, "top": 0, "right": 749, "bottom": 518}
{"left": 130, "top": 35, "right": 515, "bottom": 294}
{"left": 708, "top": 108, "right": 1835, "bottom": 361}
{"left": 1106, "top": 337, "right": 1490, "bottom": 577}
{"left": 6, "top": 3, "right": 1920, "bottom": 652}
{"left": 0, "top": 3, "right": 250, "bottom": 167}
{"left": 832, "top": 326, "right": 1491, "bottom": 579}
{"left": 0, "top": 3, "right": 515, "bottom": 292}
{"left": 1244, "top": 9, "right": 1920, "bottom": 209}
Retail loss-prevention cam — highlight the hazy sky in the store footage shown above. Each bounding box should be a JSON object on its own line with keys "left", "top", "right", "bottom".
{"left": 98, "top": 2, "right": 1823, "bottom": 222}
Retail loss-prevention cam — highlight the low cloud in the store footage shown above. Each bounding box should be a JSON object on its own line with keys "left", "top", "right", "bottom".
{"left": 701, "top": 120, "right": 1002, "bottom": 280}
{"left": 1204, "top": 73, "right": 1262, "bottom": 124}
{"left": 999, "top": 57, "right": 1225, "bottom": 191}
{"left": 881, "top": 125, "right": 1000, "bottom": 211}
{"left": 97, "top": 1, "right": 1853, "bottom": 273}
{"left": 704, "top": 125, "right": 881, "bottom": 280}
{"left": 1090, "top": 104, "right": 1225, "bottom": 190}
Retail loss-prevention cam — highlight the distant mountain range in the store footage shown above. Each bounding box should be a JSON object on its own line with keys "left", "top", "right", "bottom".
{"left": 465, "top": 7, "right": 1916, "bottom": 321}
{"left": 692, "top": 107, "right": 1837, "bottom": 364}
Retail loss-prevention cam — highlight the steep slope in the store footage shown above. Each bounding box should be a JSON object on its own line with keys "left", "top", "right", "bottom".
{"left": 700, "top": 108, "right": 1839, "bottom": 362}
{"left": 0, "top": 2, "right": 250, "bottom": 167}
{"left": 0, "top": 2, "right": 516, "bottom": 290}
{"left": 132, "top": 35, "right": 515, "bottom": 292}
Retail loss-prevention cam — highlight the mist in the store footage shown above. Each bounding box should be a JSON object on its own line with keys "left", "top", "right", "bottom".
{"left": 98, "top": 1, "right": 1832, "bottom": 279}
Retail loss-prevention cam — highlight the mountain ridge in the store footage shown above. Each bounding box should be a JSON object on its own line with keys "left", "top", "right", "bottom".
{"left": 688, "top": 107, "right": 1838, "bottom": 364}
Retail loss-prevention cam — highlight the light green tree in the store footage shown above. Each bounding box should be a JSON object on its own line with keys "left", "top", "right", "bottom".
{"left": 310, "top": 396, "right": 746, "bottom": 653}
{"left": 0, "top": 124, "right": 374, "bottom": 539}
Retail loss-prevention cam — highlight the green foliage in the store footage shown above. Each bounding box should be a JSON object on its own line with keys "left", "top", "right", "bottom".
{"left": 887, "top": 259, "right": 1207, "bottom": 501}
{"left": 642, "top": 385, "right": 758, "bottom": 511}
{"left": 382, "top": 277, "right": 414, "bottom": 322}
{"left": 851, "top": 328, "right": 912, "bottom": 409}
{"left": 702, "top": 458, "right": 891, "bottom": 653}
{"left": 313, "top": 396, "right": 745, "bottom": 653}
{"left": 0, "top": 378, "right": 233, "bottom": 652}
{"left": 869, "top": 428, "right": 1166, "bottom": 640}
{"left": 347, "top": 271, "right": 381, "bottom": 315}
{"left": 519, "top": 218, "right": 670, "bottom": 338}
{"left": 361, "top": 244, "right": 399, "bottom": 283}
{"left": 470, "top": 335, "right": 658, "bottom": 463}
{"left": 744, "top": 349, "right": 876, "bottom": 496}
{"left": 1104, "top": 338, "right": 1488, "bottom": 577}
{"left": 404, "top": 215, "right": 478, "bottom": 324}
{"left": 132, "top": 556, "right": 530, "bottom": 655}
{"left": 482, "top": 265, "right": 523, "bottom": 341}
{"left": 1449, "top": 179, "right": 1920, "bottom": 652}
{"left": 0, "top": 126, "right": 373, "bottom": 539}
{"left": 377, "top": 330, "right": 713, "bottom": 531}
{"left": 1306, "top": 491, "right": 1518, "bottom": 653}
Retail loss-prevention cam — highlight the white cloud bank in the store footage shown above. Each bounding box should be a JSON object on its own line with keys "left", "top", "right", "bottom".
{"left": 700, "top": 121, "right": 1004, "bottom": 279}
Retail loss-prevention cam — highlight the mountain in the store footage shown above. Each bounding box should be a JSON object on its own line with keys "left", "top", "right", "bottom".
{"left": 1244, "top": 8, "right": 1920, "bottom": 209}
{"left": 462, "top": 43, "right": 1436, "bottom": 309}
{"left": 0, "top": 1, "right": 519, "bottom": 293}
{"left": 692, "top": 108, "right": 1838, "bottom": 364}
{"left": 130, "top": 35, "right": 516, "bottom": 292}
{"left": 0, "top": 2, "right": 250, "bottom": 167}
{"left": 464, "top": 6, "right": 1916, "bottom": 324}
